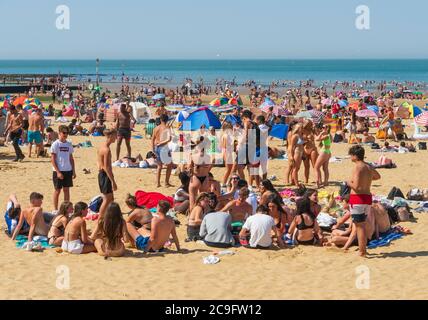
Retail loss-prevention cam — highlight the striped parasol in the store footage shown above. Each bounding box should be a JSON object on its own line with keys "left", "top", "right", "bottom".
{"left": 415, "top": 112, "right": 428, "bottom": 126}
{"left": 296, "top": 110, "right": 325, "bottom": 124}
{"left": 356, "top": 109, "right": 379, "bottom": 118}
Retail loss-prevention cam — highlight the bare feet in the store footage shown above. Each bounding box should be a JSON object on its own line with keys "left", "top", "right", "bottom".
{"left": 165, "top": 183, "right": 173, "bottom": 188}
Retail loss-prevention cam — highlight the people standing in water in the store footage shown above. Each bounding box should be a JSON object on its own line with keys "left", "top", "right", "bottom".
{"left": 302, "top": 120, "right": 318, "bottom": 184}
{"left": 116, "top": 103, "right": 133, "bottom": 161}
{"left": 345, "top": 145, "right": 381, "bottom": 257}
{"left": 51, "top": 125, "right": 76, "bottom": 211}
{"left": 152, "top": 114, "right": 173, "bottom": 188}
{"left": 314, "top": 125, "right": 332, "bottom": 188}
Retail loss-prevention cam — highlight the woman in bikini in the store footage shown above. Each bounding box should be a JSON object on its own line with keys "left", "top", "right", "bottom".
{"left": 290, "top": 124, "right": 305, "bottom": 186}
{"left": 174, "top": 172, "right": 191, "bottom": 214}
{"left": 288, "top": 198, "right": 323, "bottom": 246}
{"left": 94, "top": 202, "right": 128, "bottom": 258}
{"left": 187, "top": 192, "right": 210, "bottom": 242}
{"left": 221, "top": 122, "right": 234, "bottom": 187}
{"left": 302, "top": 120, "right": 319, "bottom": 184}
{"left": 285, "top": 122, "right": 297, "bottom": 185}
{"left": 188, "top": 139, "right": 212, "bottom": 212}
{"left": 267, "top": 195, "right": 292, "bottom": 238}
{"left": 48, "top": 201, "right": 73, "bottom": 246}
{"left": 62, "top": 202, "right": 96, "bottom": 254}
{"left": 124, "top": 194, "right": 153, "bottom": 237}
{"left": 314, "top": 125, "right": 332, "bottom": 188}
{"left": 259, "top": 179, "right": 281, "bottom": 206}
{"left": 305, "top": 189, "right": 322, "bottom": 218}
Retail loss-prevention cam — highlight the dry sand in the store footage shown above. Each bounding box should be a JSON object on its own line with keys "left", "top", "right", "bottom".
{"left": 1, "top": 103, "right": 428, "bottom": 300}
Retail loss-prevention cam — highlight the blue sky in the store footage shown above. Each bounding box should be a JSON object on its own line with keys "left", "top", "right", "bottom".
{"left": 0, "top": 0, "right": 427, "bottom": 59}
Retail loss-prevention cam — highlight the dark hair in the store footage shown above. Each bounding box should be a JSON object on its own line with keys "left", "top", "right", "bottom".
{"left": 239, "top": 187, "right": 250, "bottom": 199}
{"left": 125, "top": 194, "right": 139, "bottom": 208}
{"left": 58, "top": 125, "right": 69, "bottom": 134}
{"left": 256, "top": 115, "right": 266, "bottom": 123}
{"left": 296, "top": 198, "right": 313, "bottom": 217}
{"left": 158, "top": 200, "right": 171, "bottom": 214}
{"left": 304, "top": 189, "right": 318, "bottom": 200}
{"left": 160, "top": 114, "right": 169, "bottom": 123}
{"left": 102, "top": 202, "right": 125, "bottom": 251}
{"left": 207, "top": 192, "right": 218, "bottom": 211}
{"left": 179, "top": 172, "right": 191, "bottom": 191}
{"left": 242, "top": 110, "right": 253, "bottom": 119}
{"left": 72, "top": 202, "right": 88, "bottom": 219}
{"left": 261, "top": 179, "right": 281, "bottom": 200}
{"left": 58, "top": 201, "right": 73, "bottom": 217}
{"left": 256, "top": 205, "right": 269, "bottom": 215}
{"left": 9, "top": 207, "right": 21, "bottom": 220}
{"left": 348, "top": 145, "right": 365, "bottom": 161}
{"left": 341, "top": 194, "right": 350, "bottom": 203}
{"left": 237, "top": 179, "right": 248, "bottom": 189}
{"left": 46, "top": 127, "right": 54, "bottom": 133}
{"left": 29, "top": 192, "right": 43, "bottom": 201}
{"left": 267, "top": 194, "right": 286, "bottom": 214}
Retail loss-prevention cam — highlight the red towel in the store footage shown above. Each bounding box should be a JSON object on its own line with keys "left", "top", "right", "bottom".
{"left": 135, "top": 190, "right": 174, "bottom": 210}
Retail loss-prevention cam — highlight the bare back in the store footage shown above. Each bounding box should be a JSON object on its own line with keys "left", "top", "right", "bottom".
{"left": 29, "top": 113, "right": 43, "bottom": 132}
{"left": 150, "top": 216, "right": 175, "bottom": 250}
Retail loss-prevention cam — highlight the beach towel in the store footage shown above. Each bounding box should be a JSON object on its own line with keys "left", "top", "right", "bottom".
{"left": 132, "top": 135, "right": 143, "bottom": 139}
{"left": 15, "top": 235, "right": 55, "bottom": 249}
{"left": 203, "top": 255, "right": 220, "bottom": 265}
{"left": 135, "top": 191, "right": 174, "bottom": 210}
{"left": 367, "top": 228, "right": 405, "bottom": 250}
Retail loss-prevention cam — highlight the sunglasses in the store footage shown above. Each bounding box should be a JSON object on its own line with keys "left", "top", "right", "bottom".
{"left": 232, "top": 177, "right": 240, "bottom": 180}
{"left": 61, "top": 131, "right": 69, "bottom": 135}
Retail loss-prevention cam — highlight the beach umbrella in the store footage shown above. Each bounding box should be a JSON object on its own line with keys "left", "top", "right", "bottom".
{"left": 415, "top": 112, "right": 428, "bottom": 126}
{"left": 296, "top": 110, "right": 325, "bottom": 124}
{"left": 152, "top": 94, "right": 166, "bottom": 100}
{"left": 366, "top": 105, "right": 379, "bottom": 114}
{"left": 321, "top": 98, "right": 332, "bottom": 106}
{"left": 228, "top": 97, "right": 243, "bottom": 106}
{"left": 259, "top": 98, "right": 275, "bottom": 109}
{"left": 165, "top": 104, "right": 188, "bottom": 112}
{"left": 413, "top": 91, "right": 423, "bottom": 95}
{"left": 211, "top": 105, "right": 236, "bottom": 113}
{"left": 209, "top": 97, "right": 229, "bottom": 107}
{"left": 179, "top": 107, "right": 222, "bottom": 131}
{"left": 176, "top": 110, "right": 190, "bottom": 122}
{"left": 269, "top": 124, "right": 289, "bottom": 140}
{"left": 338, "top": 100, "right": 349, "bottom": 107}
{"left": 356, "top": 109, "right": 379, "bottom": 118}
{"left": 13, "top": 96, "right": 28, "bottom": 106}
{"left": 260, "top": 105, "right": 287, "bottom": 116}
{"left": 408, "top": 105, "right": 423, "bottom": 118}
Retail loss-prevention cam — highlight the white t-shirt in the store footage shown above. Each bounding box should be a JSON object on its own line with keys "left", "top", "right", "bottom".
{"left": 50, "top": 140, "right": 74, "bottom": 172}
{"left": 242, "top": 214, "right": 275, "bottom": 248}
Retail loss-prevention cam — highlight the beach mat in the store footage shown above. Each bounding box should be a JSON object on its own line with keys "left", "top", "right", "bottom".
{"left": 367, "top": 229, "right": 404, "bottom": 250}
{"left": 15, "top": 235, "right": 55, "bottom": 249}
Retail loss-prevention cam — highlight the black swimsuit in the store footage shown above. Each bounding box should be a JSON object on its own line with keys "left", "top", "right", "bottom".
{"left": 296, "top": 215, "right": 316, "bottom": 245}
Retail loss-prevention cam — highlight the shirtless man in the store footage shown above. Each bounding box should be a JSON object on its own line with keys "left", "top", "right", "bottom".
{"left": 27, "top": 108, "right": 44, "bottom": 158}
{"left": 126, "top": 200, "right": 180, "bottom": 253}
{"left": 11, "top": 192, "right": 49, "bottom": 242}
{"left": 152, "top": 114, "right": 173, "bottom": 188}
{"left": 97, "top": 129, "right": 118, "bottom": 218}
{"left": 5, "top": 105, "right": 25, "bottom": 162}
{"left": 116, "top": 103, "right": 133, "bottom": 161}
{"left": 221, "top": 187, "right": 253, "bottom": 222}
{"left": 345, "top": 145, "right": 381, "bottom": 257}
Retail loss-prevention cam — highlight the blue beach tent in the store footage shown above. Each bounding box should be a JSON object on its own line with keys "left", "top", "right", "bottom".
{"left": 179, "top": 107, "right": 222, "bottom": 131}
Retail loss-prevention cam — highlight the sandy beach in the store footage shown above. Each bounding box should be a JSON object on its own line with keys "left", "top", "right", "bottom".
{"left": 1, "top": 99, "right": 428, "bottom": 300}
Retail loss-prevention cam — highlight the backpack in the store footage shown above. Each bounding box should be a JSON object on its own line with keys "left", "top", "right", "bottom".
{"left": 339, "top": 182, "right": 351, "bottom": 198}
{"left": 407, "top": 188, "right": 424, "bottom": 201}
{"left": 418, "top": 142, "right": 427, "bottom": 150}
{"left": 387, "top": 187, "right": 405, "bottom": 200}
{"left": 88, "top": 195, "right": 103, "bottom": 213}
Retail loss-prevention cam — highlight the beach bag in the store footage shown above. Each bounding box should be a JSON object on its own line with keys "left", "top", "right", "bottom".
{"left": 387, "top": 187, "right": 405, "bottom": 201}
{"left": 88, "top": 196, "right": 103, "bottom": 213}
{"left": 376, "top": 129, "right": 386, "bottom": 139}
{"left": 333, "top": 133, "right": 343, "bottom": 143}
{"left": 339, "top": 182, "right": 351, "bottom": 198}
{"left": 371, "top": 143, "right": 380, "bottom": 150}
{"left": 407, "top": 188, "right": 424, "bottom": 201}
{"left": 418, "top": 142, "right": 427, "bottom": 150}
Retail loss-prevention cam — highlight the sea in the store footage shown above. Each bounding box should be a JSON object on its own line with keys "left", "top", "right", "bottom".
{"left": 1, "top": 59, "right": 428, "bottom": 87}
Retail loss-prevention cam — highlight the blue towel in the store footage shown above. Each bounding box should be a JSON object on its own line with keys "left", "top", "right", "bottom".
{"left": 367, "top": 230, "right": 403, "bottom": 249}
{"left": 15, "top": 235, "right": 55, "bottom": 249}
{"left": 132, "top": 135, "right": 143, "bottom": 140}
